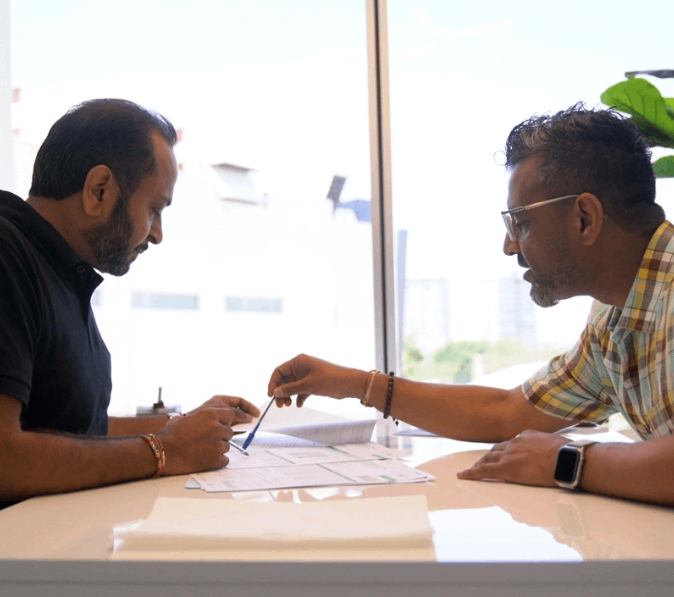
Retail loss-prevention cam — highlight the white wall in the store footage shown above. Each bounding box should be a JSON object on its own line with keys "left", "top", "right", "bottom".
{"left": 0, "top": 0, "right": 13, "bottom": 191}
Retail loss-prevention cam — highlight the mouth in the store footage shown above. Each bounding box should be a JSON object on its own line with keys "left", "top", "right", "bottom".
{"left": 523, "top": 269, "right": 533, "bottom": 282}
{"left": 129, "top": 247, "right": 144, "bottom": 263}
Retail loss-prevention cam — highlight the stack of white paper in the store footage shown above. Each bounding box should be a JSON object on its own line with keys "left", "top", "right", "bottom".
{"left": 115, "top": 495, "right": 433, "bottom": 552}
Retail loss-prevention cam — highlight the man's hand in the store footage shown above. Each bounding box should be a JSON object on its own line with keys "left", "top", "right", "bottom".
{"left": 457, "top": 430, "right": 570, "bottom": 487}
{"left": 158, "top": 407, "right": 245, "bottom": 475}
{"left": 268, "top": 354, "right": 365, "bottom": 408}
{"left": 185, "top": 395, "right": 260, "bottom": 423}
{"left": 153, "top": 396, "right": 260, "bottom": 475}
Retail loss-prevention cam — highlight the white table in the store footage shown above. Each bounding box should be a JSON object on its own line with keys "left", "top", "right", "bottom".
{"left": 1, "top": 416, "right": 674, "bottom": 596}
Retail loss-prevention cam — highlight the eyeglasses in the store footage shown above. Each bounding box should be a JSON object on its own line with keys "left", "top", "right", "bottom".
{"left": 501, "top": 194, "right": 579, "bottom": 242}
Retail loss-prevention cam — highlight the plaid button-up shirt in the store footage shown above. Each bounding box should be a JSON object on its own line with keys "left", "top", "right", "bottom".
{"left": 523, "top": 220, "right": 674, "bottom": 440}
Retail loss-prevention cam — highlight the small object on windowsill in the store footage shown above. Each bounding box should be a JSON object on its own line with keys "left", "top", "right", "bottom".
{"left": 154, "top": 387, "right": 164, "bottom": 410}
{"left": 136, "top": 386, "right": 181, "bottom": 417}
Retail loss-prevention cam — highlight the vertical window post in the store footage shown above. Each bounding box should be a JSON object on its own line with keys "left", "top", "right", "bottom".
{"left": 366, "top": 0, "right": 397, "bottom": 377}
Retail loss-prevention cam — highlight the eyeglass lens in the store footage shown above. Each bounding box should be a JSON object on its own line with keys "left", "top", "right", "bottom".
{"left": 503, "top": 213, "right": 515, "bottom": 241}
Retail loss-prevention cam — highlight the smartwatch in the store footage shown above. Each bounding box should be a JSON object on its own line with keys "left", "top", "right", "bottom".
{"left": 553, "top": 440, "right": 596, "bottom": 490}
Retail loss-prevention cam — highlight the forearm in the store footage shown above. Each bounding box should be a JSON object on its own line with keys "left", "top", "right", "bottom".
{"left": 581, "top": 437, "right": 674, "bottom": 506}
{"left": 271, "top": 356, "right": 568, "bottom": 441}
{"left": 362, "top": 374, "right": 529, "bottom": 442}
{"left": 0, "top": 429, "right": 157, "bottom": 501}
{"left": 108, "top": 415, "right": 168, "bottom": 436}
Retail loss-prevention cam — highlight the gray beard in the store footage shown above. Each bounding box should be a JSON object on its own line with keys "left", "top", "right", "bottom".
{"left": 528, "top": 263, "right": 581, "bottom": 308}
{"left": 530, "top": 280, "right": 560, "bottom": 308}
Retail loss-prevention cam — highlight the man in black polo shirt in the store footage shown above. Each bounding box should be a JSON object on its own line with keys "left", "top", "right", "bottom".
{"left": 0, "top": 99, "right": 259, "bottom": 509}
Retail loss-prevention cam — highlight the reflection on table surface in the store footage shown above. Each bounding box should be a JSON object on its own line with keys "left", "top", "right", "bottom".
{"left": 1, "top": 412, "right": 673, "bottom": 562}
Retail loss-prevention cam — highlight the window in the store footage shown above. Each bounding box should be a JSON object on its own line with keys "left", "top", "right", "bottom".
{"left": 387, "top": 0, "right": 673, "bottom": 389}
{"left": 8, "top": 0, "right": 374, "bottom": 416}
{"left": 226, "top": 297, "right": 282, "bottom": 313}
{"left": 211, "top": 163, "right": 267, "bottom": 206}
{"left": 132, "top": 293, "right": 200, "bottom": 311}
{"left": 6, "top": 0, "right": 671, "bottom": 418}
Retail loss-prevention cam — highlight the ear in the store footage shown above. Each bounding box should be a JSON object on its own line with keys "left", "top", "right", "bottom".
{"left": 81, "top": 165, "right": 119, "bottom": 218}
{"left": 574, "top": 193, "right": 604, "bottom": 246}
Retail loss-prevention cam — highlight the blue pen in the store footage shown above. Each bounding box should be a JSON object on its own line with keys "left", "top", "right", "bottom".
{"left": 242, "top": 376, "right": 288, "bottom": 452}
{"left": 241, "top": 397, "right": 276, "bottom": 451}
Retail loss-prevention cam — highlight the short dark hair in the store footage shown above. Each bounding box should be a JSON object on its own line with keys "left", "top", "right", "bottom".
{"left": 504, "top": 104, "right": 663, "bottom": 232}
{"left": 29, "top": 98, "right": 178, "bottom": 200}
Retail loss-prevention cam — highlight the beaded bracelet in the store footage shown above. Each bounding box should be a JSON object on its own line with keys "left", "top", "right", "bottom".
{"left": 141, "top": 433, "right": 166, "bottom": 476}
{"left": 383, "top": 371, "right": 398, "bottom": 424}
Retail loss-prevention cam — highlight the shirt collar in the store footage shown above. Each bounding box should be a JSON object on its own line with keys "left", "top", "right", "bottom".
{"left": 0, "top": 191, "right": 103, "bottom": 300}
{"left": 611, "top": 220, "right": 674, "bottom": 333}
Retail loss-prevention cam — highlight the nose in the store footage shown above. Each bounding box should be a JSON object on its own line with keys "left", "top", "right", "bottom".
{"left": 503, "top": 232, "right": 518, "bottom": 256}
{"left": 149, "top": 217, "right": 163, "bottom": 245}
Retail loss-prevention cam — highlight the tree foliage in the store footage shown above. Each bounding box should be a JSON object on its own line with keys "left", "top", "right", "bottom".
{"left": 402, "top": 338, "right": 561, "bottom": 384}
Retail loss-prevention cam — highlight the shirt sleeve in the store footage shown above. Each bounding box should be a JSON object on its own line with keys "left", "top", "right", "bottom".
{"left": 0, "top": 239, "right": 40, "bottom": 404}
{"left": 522, "top": 312, "right": 618, "bottom": 423}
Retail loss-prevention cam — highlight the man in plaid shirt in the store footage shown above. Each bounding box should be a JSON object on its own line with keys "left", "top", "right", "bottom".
{"left": 269, "top": 105, "right": 674, "bottom": 506}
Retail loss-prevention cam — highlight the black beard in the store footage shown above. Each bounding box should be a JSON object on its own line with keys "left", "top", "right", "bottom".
{"left": 84, "top": 195, "right": 136, "bottom": 276}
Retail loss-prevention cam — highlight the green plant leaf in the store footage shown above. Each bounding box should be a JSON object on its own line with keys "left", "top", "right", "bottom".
{"left": 666, "top": 98, "right": 674, "bottom": 119}
{"left": 653, "top": 156, "right": 674, "bottom": 178}
{"left": 629, "top": 117, "right": 674, "bottom": 148}
{"left": 601, "top": 78, "right": 674, "bottom": 147}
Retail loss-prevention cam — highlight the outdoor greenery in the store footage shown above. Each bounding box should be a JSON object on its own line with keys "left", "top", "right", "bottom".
{"left": 601, "top": 70, "right": 674, "bottom": 177}
{"left": 402, "top": 336, "right": 563, "bottom": 384}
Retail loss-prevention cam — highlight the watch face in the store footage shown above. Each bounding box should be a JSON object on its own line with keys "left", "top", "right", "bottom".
{"left": 554, "top": 446, "right": 580, "bottom": 483}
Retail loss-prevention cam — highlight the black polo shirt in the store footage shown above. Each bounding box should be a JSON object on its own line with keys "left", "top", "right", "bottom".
{"left": 0, "top": 191, "right": 112, "bottom": 437}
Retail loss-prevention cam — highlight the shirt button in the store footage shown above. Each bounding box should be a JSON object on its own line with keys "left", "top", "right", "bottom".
{"left": 76, "top": 265, "right": 86, "bottom": 274}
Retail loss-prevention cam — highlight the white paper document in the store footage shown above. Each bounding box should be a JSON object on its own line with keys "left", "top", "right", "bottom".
{"left": 267, "top": 419, "right": 376, "bottom": 444}
{"left": 236, "top": 419, "right": 376, "bottom": 449}
{"left": 232, "top": 432, "right": 328, "bottom": 450}
{"left": 226, "top": 441, "right": 401, "bottom": 469}
{"left": 191, "top": 458, "right": 434, "bottom": 493}
{"left": 114, "top": 494, "right": 433, "bottom": 552}
{"left": 189, "top": 416, "right": 432, "bottom": 494}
